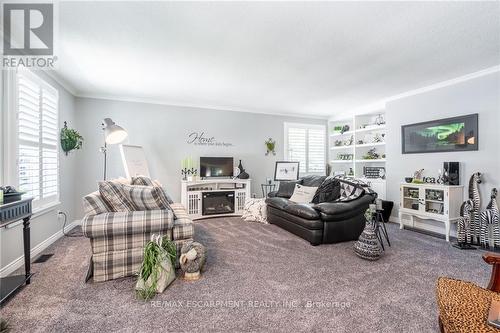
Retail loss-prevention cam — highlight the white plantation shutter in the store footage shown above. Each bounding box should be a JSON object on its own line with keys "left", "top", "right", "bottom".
{"left": 284, "top": 123, "right": 326, "bottom": 174}
{"left": 16, "top": 72, "right": 59, "bottom": 207}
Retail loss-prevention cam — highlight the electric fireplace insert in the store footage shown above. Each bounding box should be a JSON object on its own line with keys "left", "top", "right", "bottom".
{"left": 202, "top": 191, "right": 235, "bottom": 216}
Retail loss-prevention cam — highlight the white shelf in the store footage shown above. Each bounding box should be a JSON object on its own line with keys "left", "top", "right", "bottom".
{"left": 355, "top": 142, "right": 385, "bottom": 148}
{"left": 355, "top": 159, "right": 386, "bottom": 163}
{"left": 355, "top": 125, "right": 386, "bottom": 133}
{"left": 330, "top": 145, "right": 354, "bottom": 150}
{"left": 329, "top": 131, "right": 354, "bottom": 137}
{"left": 330, "top": 160, "right": 354, "bottom": 164}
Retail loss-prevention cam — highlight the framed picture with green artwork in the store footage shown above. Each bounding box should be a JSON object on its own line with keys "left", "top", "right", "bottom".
{"left": 402, "top": 114, "right": 478, "bottom": 154}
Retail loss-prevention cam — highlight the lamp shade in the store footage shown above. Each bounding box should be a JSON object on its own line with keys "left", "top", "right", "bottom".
{"left": 103, "top": 118, "right": 128, "bottom": 144}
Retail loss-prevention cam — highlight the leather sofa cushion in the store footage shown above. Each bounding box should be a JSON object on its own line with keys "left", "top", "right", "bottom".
{"left": 301, "top": 175, "right": 327, "bottom": 187}
{"left": 267, "top": 206, "right": 323, "bottom": 230}
{"left": 284, "top": 203, "right": 320, "bottom": 220}
{"left": 312, "top": 177, "right": 341, "bottom": 204}
{"left": 276, "top": 180, "right": 302, "bottom": 198}
{"left": 265, "top": 197, "right": 290, "bottom": 210}
{"left": 266, "top": 198, "right": 320, "bottom": 221}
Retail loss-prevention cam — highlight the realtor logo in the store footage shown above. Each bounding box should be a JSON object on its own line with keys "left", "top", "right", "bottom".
{"left": 3, "top": 3, "right": 53, "bottom": 55}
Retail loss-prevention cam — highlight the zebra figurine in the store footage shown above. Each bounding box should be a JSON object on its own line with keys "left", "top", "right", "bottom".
{"left": 480, "top": 188, "right": 499, "bottom": 248}
{"left": 457, "top": 200, "right": 474, "bottom": 247}
{"left": 468, "top": 172, "right": 482, "bottom": 243}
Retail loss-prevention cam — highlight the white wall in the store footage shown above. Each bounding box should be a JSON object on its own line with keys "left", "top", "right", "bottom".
{"left": 385, "top": 71, "right": 500, "bottom": 232}
{"left": 0, "top": 71, "right": 78, "bottom": 274}
{"left": 73, "top": 98, "right": 326, "bottom": 218}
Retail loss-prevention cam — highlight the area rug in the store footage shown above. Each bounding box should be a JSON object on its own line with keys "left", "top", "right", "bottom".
{"left": 0, "top": 218, "right": 490, "bottom": 332}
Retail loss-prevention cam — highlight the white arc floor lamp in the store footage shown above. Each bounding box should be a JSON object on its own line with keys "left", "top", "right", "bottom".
{"left": 100, "top": 118, "right": 128, "bottom": 180}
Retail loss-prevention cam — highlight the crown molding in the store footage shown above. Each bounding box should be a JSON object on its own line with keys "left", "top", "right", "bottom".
{"left": 74, "top": 93, "right": 330, "bottom": 120}
{"left": 331, "top": 65, "right": 500, "bottom": 120}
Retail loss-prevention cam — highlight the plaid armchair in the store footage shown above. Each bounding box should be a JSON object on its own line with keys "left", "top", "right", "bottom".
{"left": 82, "top": 191, "right": 194, "bottom": 282}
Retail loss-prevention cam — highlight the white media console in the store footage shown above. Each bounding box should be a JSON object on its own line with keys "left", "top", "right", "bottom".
{"left": 181, "top": 179, "right": 251, "bottom": 220}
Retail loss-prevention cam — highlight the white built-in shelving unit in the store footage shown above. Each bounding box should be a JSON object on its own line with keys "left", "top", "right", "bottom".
{"left": 328, "top": 111, "right": 387, "bottom": 199}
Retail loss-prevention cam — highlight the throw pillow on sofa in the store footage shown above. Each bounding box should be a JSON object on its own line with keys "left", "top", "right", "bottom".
{"left": 312, "top": 177, "right": 341, "bottom": 204}
{"left": 276, "top": 180, "right": 303, "bottom": 198}
{"left": 98, "top": 181, "right": 138, "bottom": 212}
{"left": 289, "top": 184, "right": 318, "bottom": 203}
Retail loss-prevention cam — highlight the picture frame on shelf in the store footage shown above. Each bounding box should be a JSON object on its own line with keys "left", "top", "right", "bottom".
{"left": 274, "top": 161, "right": 300, "bottom": 181}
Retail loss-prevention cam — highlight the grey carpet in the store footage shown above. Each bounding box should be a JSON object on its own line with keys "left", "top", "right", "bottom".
{"left": 0, "top": 218, "right": 491, "bottom": 333}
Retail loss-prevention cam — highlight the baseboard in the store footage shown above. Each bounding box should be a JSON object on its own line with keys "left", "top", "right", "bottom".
{"left": 0, "top": 220, "right": 81, "bottom": 278}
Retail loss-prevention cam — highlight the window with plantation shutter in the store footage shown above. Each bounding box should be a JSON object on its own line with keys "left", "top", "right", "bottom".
{"left": 16, "top": 72, "right": 59, "bottom": 208}
{"left": 284, "top": 123, "right": 326, "bottom": 174}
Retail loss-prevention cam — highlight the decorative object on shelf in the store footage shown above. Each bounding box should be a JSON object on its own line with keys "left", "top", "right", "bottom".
{"left": 480, "top": 188, "right": 499, "bottom": 249}
{"left": 373, "top": 133, "right": 384, "bottom": 143}
{"left": 334, "top": 139, "right": 343, "bottom": 147}
{"left": 60, "top": 121, "right": 83, "bottom": 155}
{"left": 100, "top": 118, "right": 128, "bottom": 180}
{"left": 362, "top": 148, "right": 380, "bottom": 160}
{"left": 402, "top": 113, "right": 478, "bottom": 154}
{"left": 375, "top": 114, "right": 385, "bottom": 126}
{"left": 344, "top": 135, "right": 354, "bottom": 146}
{"left": 412, "top": 169, "right": 425, "bottom": 183}
{"left": 181, "top": 157, "right": 198, "bottom": 181}
{"left": 136, "top": 235, "right": 177, "bottom": 300}
{"left": 265, "top": 138, "right": 276, "bottom": 156}
{"left": 340, "top": 124, "right": 350, "bottom": 134}
{"left": 443, "top": 162, "right": 460, "bottom": 185}
{"left": 180, "top": 241, "right": 206, "bottom": 281}
{"left": 363, "top": 166, "right": 385, "bottom": 179}
{"left": 454, "top": 200, "right": 475, "bottom": 250}
{"left": 423, "top": 177, "right": 436, "bottom": 184}
{"left": 348, "top": 168, "right": 354, "bottom": 176}
{"left": 274, "top": 161, "right": 299, "bottom": 181}
{"left": 237, "top": 160, "right": 250, "bottom": 179}
{"left": 354, "top": 209, "right": 382, "bottom": 260}
{"left": 404, "top": 177, "right": 413, "bottom": 183}
{"left": 468, "top": 172, "right": 482, "bottom": 243}
{"left": 337, "top": 153, "right": 353, "bottom": 160}
{"left": 332, "top": 125, "right": 343, "bottom": 133}
{"left": 357, "top": 139, "right": 364, "bottom": 145}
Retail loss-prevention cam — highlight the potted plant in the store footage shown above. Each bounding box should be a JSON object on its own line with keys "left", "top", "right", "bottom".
{"left": 136, "top": 235, "right": 177, "bottom": 300}
{"left": 60, "top": 121, "right": 84, "bottom": 155}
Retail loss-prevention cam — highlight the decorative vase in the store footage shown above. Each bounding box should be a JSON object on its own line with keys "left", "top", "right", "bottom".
{"left": 237, "top": 160, "right": 250, "bottom": 179}
{"left": 354, "top": 221, "right": 382, "bottom": 260}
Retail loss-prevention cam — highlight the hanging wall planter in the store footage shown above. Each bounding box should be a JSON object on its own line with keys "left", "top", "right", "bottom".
{"left": 265, "top": 138, "right": 276, "bottom": 156}
{"left": 60, "top": 121, "right": 84, "bottom": 155}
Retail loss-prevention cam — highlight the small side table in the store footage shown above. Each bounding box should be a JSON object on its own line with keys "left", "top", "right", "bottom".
{"left": 0, "top": 197, "right": 33, "bottom": 304}
{"left": 261, "top": 184, "right": 276, "bottom": 198}
{"left": 374, "top": 209, "right": 391, "bottom": 251}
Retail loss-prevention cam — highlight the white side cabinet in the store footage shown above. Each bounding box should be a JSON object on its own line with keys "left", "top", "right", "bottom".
{"left": 181, "top": 179, "right": 251, "bottom": 220}
{"left": 399, "top": 183, "right": 464, "bottom": 241}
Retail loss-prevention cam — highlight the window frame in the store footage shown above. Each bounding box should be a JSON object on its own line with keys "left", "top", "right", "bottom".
{"left": 4, "top": 70, "right": 60, "bottom": 211}
{"left": 283, "top": 122, "right": 326, "bottom": 175}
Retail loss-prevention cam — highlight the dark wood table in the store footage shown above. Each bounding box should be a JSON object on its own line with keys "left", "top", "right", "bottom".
{"left": 0, "top": 197, "right": 33, "bottom": 304}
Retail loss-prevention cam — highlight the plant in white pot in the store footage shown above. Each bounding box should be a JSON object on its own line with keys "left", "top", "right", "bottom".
{"left": 136, "top": 235, "right": 177, "bottom": 300}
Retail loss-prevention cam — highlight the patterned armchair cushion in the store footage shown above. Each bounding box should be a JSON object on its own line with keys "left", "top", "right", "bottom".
{"left": 81, "top": 209, "right": 174, "bottom": 238}
{"left": 98, "top": 181, "right": 137, "bottom": 212}
{"left": 170, "top": 203, "right": 194, "bottom": 240}
{"left": 131, "top": 175, "right": 154, "bottom": 186}
{"left": 132, "top": 176, "right": 175, "bottom": 204}
{"left": 121, "top": 184, "right": 173, "bottom": 212}
{"left": 83, "top": 191, "right": 112, "bottom": 216}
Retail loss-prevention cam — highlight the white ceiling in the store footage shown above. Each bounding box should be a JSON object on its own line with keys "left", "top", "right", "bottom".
{"left": 55, "top": 1, "right": 500, "bottom": 118}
